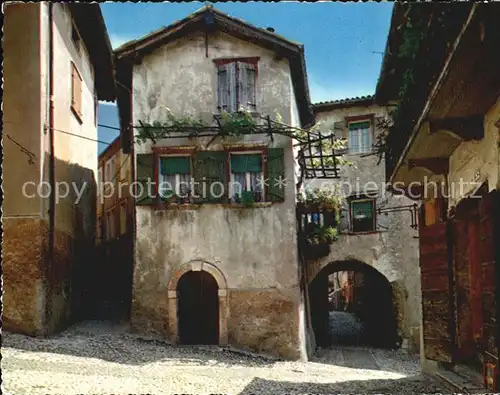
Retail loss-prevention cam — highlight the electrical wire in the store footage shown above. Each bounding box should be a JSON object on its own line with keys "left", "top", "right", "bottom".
{"left": 3, "top": 119, "right": 117, "bottom": 145}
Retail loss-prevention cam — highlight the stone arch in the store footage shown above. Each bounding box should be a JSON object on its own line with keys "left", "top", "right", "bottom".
{"left": 168, "top": 260, "right": 228, "bottom": 293}
{"left": 307, "top": 254, "right": 399, "bottom": 286}
{"left": 308, "top": 259, "right": 401, "bottom": 349}
{"left": 167, "top": 260, "right": 228, "bottom": 345}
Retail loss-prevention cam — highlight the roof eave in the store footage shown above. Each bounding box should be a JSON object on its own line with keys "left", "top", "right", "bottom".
{"left": 69, "top": 4, "right": 116, "bottom": 101}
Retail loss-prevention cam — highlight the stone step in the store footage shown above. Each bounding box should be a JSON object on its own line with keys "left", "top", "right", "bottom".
{"left": 435, "top": 369, "right": 486, "bottom": 394}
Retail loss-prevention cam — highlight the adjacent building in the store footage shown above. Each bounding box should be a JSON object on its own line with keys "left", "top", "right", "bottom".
{"left": 302, "top": 96, "right": 421, "bottom": 352}
{"left": 3, "top": 3, "right": 115, "bottom": 334}
{"left": 114, "top": 5, "right": 314, "bottom": 359}
{"left": 377, "top": 3, "right": 499, "bottom": 390}
{"left": 95, "top": 136, "right": 134, "bottom": 320}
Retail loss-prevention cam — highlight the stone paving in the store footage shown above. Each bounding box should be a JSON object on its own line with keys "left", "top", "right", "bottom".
{"left": 1, "top": 320, "right": 452, "bottom": 395}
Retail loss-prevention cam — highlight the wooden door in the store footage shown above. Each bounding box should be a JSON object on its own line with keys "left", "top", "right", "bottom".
{"left": 478, "top": 191, "right": 499, "bottom": 383}
{"left": 452, "top": 199, "right": 481, "bottom": 363}
{"left": 178, "top": 271, "right": 219, "bottom": 345}
{"left": 419, "top": 201, "right": 454, "bottom": 362}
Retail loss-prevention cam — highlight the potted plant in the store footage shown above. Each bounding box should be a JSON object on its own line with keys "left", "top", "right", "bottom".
{"left": 240, "top": 191, "right": 256, "bottom": 208}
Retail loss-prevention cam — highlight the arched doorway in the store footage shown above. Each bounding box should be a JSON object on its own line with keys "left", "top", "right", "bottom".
{"left": 177, "top": 270, "right": 219, "bottom": 345}
{"left": 309, "top": 260, "right": 400, "bottom": 349}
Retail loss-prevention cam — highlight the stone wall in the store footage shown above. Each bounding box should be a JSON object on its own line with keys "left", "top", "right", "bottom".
{"left": 228, "top": 289, "right": 300, "bottom": 360}
{"left": 3, "top": 218, "right": 47, "bottom": 335}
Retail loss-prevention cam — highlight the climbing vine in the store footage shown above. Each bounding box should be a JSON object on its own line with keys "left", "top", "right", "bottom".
{"left": 136, "top": 107, "right": 353, "bottom": 175}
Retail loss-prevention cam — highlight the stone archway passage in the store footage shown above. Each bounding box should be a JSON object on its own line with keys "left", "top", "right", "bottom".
{"left": 178, "top": 270, "right": 219, "bottom": 345}
{"left": 309, "top": 260, "right": 400, "bottom": 349}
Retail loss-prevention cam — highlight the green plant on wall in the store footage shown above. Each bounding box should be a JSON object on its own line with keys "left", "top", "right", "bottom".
{"left": 306, "top": 225, "right": 338, "bottom": 245}
{"left": 298, "top": 186, "right": 343, "bottom": 244}
{"left": 218, "top": 110, "right": 257, "bottom": 137}
{"left": 240, "top": 190, "right": 256, "bottom": 208}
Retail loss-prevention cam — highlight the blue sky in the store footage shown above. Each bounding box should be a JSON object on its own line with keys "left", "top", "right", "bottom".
{"left": 98, "top": 2, "right": 393, "bottom": 153}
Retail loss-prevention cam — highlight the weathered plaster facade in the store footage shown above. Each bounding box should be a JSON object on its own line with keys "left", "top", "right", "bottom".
{"left": 3, "top": 3, "right": 113, "bottom": 335}
{"left": 303, "top": 102, "right": 422, "bottom": 352}
{"left": 447, "top": 98, "right": 500, "bottom": 207}
{"left": 125, "top": 17, "right": 306, "bottom": 359}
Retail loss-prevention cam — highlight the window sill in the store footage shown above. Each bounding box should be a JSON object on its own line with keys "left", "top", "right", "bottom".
{"left": 347, "top": 230, "right": 378, "bottom": 236}
{"left": 345, "top": 151, "right": 374, "bottom": 157}
{"left": 71, "top": 105, "right": 83, "bottom": 124}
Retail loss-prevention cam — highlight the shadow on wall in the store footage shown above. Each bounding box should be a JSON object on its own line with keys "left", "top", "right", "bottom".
{"left": 237, "top": 376, "right": 450, "bottom": 395}
{"left": 52, "top": 157, "right": 98, "bottom": 327}
{"left": 2, "top": 156, "right": 98, "bottom": 335}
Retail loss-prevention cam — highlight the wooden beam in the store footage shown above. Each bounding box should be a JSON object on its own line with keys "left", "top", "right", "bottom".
{"left": 408, "top": 157, "right": 449, "bottom": 175}
{"left": 429, "top": 115, "right": 484, "bottom": 140}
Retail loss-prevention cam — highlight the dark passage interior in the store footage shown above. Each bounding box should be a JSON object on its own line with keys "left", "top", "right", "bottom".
{"left": 309, "top": 260, "right": 400, "bottom": 349}
{"left": 177, "top": 270, "right": 219, "bottom": 345}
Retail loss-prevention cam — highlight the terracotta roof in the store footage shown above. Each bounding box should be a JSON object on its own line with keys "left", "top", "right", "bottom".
{"left": 313, "top": 95, "right": 375, "bottom": 111}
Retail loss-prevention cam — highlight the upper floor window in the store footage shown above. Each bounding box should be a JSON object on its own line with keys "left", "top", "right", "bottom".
{"left": 135, "top": 147, "right": 285, "bottom": 206}
{"left": 216, "top": 59, "right": 257, "bottom": 113}
{"left": 229, "top": 153, "right": 264, "bottom": 203}
{"left": 120, "top": 202, "right": 127, "bottom": 235}
{"left": 348, "top": 121, "right": 372, "bottom": 154}
{"left": 104, "top": 155, "right": 116, "bottom": 184}
{"left": 349, "top": 197, "right": 376, "bottom": 233}
{"left": 71, "top": 62, "right": 83, "bottom": 121}
{"left": 71, "top": 22, "right": 81, "bottom": 53}
{"left": 120, "top": 153, "right": 128, "bottom": 181}
{"left": 159, "top": 156, "right": 192, "bottom": 199}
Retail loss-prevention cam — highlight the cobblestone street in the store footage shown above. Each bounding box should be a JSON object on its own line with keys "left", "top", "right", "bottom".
{"left": 1, "top": 321, "right": 451, "bottom": 395}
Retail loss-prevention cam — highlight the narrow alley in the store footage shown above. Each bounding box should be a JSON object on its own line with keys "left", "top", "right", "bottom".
{"left": 1, "top": 321, "right": 450, "bottom": 395}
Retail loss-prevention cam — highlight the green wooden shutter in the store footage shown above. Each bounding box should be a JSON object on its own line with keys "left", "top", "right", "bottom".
{"left": 267, "top": 148, "right": 285, "bottom": 202}
{"left": 193, "top": 151, "right": 227, "bottom": 203}
{"left": 136, "top": 153, "right": 155, "bottom": 205}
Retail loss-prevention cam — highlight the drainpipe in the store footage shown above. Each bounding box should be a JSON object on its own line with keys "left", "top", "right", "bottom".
{"left": 45, "top": 1, "right": 56, "bottom": 333}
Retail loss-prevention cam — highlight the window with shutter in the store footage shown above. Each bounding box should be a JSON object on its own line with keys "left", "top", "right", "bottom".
{"left": 348, "top": 121, "right": 372, "bottom": 154}
{"left": 216, "top": 60, "right": 257, "bottom": 113}
{"left": 238, "top": 62, "right": 257, "bottom": 111}
{"left": 217, "top": 64, "right": 229, "bottom": 112}
{"left": 71, "top": 62, "right": 83, "bottom": 121}
{"left": 192, "top": 151, "right": 228, "bottom": 203}
{"left": 229, "top": 153, "right": 264, "bottom": 202}
{"left": 136, "top": 153, "right": 155, "bottom": 205}
{"left": 158, "top": 156, "right": 192, "bottom": 200}
{"left": 349, "top": 198, "right": 376, "bottom": 233}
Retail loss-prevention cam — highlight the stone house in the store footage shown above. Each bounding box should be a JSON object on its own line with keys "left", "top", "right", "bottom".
{"left": 95, "top": 136, "right": 134, "bottom": 320}
{"left": 302, "top": 96, "right": 421, "bottom": 352}
{"left": 377, "top": 3, "right": 500, "bottom": 390}
{"left": 114, "top": 5, "right": 314, "bottom": 360}
{"left": 2, "top": 3, "right": 115, "bottom": 334}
